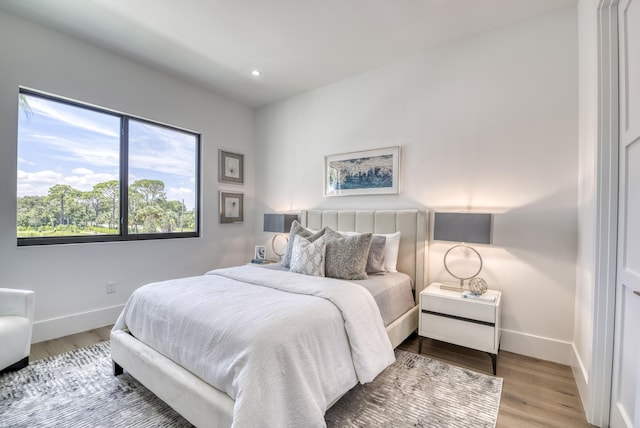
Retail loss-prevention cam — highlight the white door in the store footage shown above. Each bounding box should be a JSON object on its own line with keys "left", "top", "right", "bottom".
{"left": 610, "top": 0, "right": 640, "bottom": 426}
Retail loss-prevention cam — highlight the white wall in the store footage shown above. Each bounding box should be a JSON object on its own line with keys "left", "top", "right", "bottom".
{"left": 256, "top": 7, "right": 579, "bottom": 363}
{"left": 0, "top": 11, "right": 256, "bottom": 342}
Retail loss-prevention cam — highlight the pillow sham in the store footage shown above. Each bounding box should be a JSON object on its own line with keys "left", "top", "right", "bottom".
{"left": 290, "top": 234, "right": 326, "bottom": 277}
{"left": 324, "top": 229, "right": 372, "bottom": 280}
{"left": 282, "top": 221, "right": 326, "bottom": 268}
{"left": 381, "top": 231, "right": 401, "bottom": 273}
{"left": 343, "top": 230, "right": 401, "bottom": 273}
{"left": 366, "top": 235, "right": 387, "bottom": 274}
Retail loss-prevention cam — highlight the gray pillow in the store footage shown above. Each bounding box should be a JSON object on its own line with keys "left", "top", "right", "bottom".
{"left": 282, "top": 221, "right": 326, "bottom": 268}
{"left": 325, "top": 229, "right": 373, "bottom": 280}
{"left": 366, "top": 235, "right": 387, "bottom": 274}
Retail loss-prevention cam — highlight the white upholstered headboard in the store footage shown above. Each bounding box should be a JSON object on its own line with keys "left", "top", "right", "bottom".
{"left": 300, "top": 209, "right": 429, "bottom": 297}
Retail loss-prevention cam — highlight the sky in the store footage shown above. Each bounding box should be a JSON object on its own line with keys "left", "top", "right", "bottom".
{"left": 17, "top": 94, "right": 198, "bottom": 210}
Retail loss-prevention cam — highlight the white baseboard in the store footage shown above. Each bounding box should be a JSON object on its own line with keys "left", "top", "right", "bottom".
{"left": 500, "top": 328, "right": 573, "bottom": 365}
{"left": 571, "top": 343, "right": 590, "bottom": 418}
{"left": 32, "top": 304, "right": 124, "bottom": 344}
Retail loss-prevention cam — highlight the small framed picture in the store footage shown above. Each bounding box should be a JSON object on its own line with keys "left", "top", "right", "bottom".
{"left": 219, "top": 149, "right": 244, "bottom": 184}
{"left": 219, "top": 191, "right": 243, "bottom": 223}
{"left": 254, "top": 245, "right": 266, "bottom": 260}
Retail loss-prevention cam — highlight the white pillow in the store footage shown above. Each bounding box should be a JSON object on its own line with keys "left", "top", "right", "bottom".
{"left": 381, "top": 231, "right": 401, "bottom": 273}
{"left": 289, "top": 234, "right": 326, "bottom": 277}
{"left": 343, "top": 230, "right": 401, "bottom": 273}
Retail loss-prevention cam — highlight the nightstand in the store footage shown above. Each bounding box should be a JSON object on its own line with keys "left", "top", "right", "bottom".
{"left": 418, "top": 282, "right": 502, "bottom": 375}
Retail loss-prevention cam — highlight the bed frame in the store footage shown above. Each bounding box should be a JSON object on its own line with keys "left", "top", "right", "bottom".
{"left": 111, "top": 209, "right": 428, "bottom": 428}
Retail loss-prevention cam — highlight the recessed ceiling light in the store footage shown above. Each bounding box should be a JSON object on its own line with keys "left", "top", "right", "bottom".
{"left": 251, "top": 70, "right": 262, "bottom": 77}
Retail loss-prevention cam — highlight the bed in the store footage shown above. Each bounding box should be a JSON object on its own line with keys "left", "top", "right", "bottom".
{"left": 111, "top": 209, "right": 428, "bottom": 427}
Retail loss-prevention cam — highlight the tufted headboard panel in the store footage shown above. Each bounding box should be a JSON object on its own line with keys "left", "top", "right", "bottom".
{"left": 300, "top": 209, "right": 428, "bottom": 297}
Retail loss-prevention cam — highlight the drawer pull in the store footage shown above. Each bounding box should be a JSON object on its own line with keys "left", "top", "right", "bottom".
{"left": 634, "top": 291, "right": 640, "bottom": 297}
{"left": 422, "top": 309, "right": 495, "bottom": 327}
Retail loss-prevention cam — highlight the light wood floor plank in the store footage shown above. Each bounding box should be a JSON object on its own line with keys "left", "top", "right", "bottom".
{"left": 30, "top": 326, "right": 112, "bottom": 361}
{"left": 399, "top": 335, "right": 595, "bottom": 427}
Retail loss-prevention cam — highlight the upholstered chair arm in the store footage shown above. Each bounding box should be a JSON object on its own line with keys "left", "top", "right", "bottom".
{"left": 0, "top": 288, "right": 35, "bottom": 322}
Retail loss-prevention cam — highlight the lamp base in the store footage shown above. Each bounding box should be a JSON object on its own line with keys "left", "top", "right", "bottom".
{"left": 439, "top": 283, "right": 467, "bottom": 292}
{"left": 270, "top": 233, "right": 288, "bottom": 260}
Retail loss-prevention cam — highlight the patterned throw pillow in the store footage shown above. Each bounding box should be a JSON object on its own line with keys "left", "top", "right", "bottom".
{"left": 282, "top": 221, "right": 326, "bottom": 268}
{"left": 290, "top": 234, "right": 326, "bottom": 277}
{"left": 324, "top": 229, "right": 372, "bottom": 280}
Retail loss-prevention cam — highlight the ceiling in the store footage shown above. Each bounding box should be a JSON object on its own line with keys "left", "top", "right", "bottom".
{"left": 0, "top": 0, "right": 576, "bottom": 108}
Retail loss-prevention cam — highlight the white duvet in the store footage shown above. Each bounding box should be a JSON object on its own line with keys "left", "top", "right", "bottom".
{"left": 113, "top": 265, "right": 395, "bottom": 428}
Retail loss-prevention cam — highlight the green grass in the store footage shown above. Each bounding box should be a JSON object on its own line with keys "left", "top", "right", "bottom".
{"left": 17, "top": 225, "right": 119, "bottom": 237}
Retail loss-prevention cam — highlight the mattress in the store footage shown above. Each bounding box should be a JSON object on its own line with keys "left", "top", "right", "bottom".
{"left": 259, "top": 263, "right": 415, "bottom": 326}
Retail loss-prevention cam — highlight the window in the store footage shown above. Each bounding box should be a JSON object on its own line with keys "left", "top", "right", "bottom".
{"left": 17, "top": 89, "right": 200, "bottom": 245}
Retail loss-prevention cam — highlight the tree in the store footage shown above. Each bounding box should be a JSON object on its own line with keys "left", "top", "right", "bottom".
{"left": 130, "top": 179, "right": 166, "bottom": 205}
{"left": 47, "top": 184, "right": 76, "bottom": 226}
{"left": 161, "top": 200, "right": 185, "bottom": 232}
{"left": 94, "top": 180, "right": 119, "bottom": 229}
{"left": 77, "top": 191, "right": 97, "bottom": 227}
{"left": 135, "top": 204, "right": 164, "bottom": 233}
{"left": 17, "top": 195, "right": 48, "bottom": 228}
{"left": 129, "top": 179, "right": 168, "bottom": 233}
{"left": 17, "top": 177, "right": 196, "bottom": 237}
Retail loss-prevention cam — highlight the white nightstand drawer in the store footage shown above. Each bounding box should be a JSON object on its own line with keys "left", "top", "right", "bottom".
{"left": 421, "top": 293, "right": 496, "bottom": 324}
{"left": 420, "top": 312, "right": 496, "bottom": 353}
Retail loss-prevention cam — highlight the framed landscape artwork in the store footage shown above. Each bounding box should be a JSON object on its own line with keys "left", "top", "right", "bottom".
{"left": 219, "top": 191, "right": 243, "bottom": 223}
{"left": 219, "top": 150, "right": 244, "bottom": 184}
{"left": 324, "top": 146, "right": 400, "bottom": 196}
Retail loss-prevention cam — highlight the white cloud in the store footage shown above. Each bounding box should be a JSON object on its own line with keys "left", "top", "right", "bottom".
{"left": 17, "top": 157, "right": 35, "bottom": 166}
{"left": 17, "top": 169, "right": 64, "bottom": 197}
{"left": 17, "top": 169, "right": 118, "bottom": 197}
{"left": 28, "top": 97, "right": 119, "bottom": 138}
{"left": 29, "top": 134, "right": 119, "bottom": 168}
{"left": 17, "top": 96, "right": 197, "bottom": 205}
{"left": 65, "top": 172, "right": 117, "bottom": 190}
{"left": 129, "top": 152, "right": 195, "bottom": 178}
{"left": 71, "top": 167, "right": 94, "bottom": 175}
{"left": 167, "top": 186, "right": 195, "bottom": 210}
{"left": 129, "top": 121, "right": 197, "bottom": 178}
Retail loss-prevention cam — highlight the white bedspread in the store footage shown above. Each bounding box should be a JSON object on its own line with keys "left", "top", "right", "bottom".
{"left": 113, "top": 265, "right": 395, "bottom": 428}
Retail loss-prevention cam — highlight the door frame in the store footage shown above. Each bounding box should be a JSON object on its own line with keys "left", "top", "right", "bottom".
{"left": 589, "top": 0, "right": 619, "bottom": 425}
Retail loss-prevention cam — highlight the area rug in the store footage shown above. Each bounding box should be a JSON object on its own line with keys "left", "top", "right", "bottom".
{"left": 0, "top": 342, "right": 502, "bottom": 427}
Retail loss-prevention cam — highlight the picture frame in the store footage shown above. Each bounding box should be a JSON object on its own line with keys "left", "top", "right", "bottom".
{"left": 254, "top": 245, "right": 266, "bottom": 260}
{"left": 219, "top": 149, "right": 244, "bottom": 184}
{"left": 219, "top": 191, "right": 244, "bottom": 223}
{"left": 324, "top": 146, "right": 400, "bottom": 196}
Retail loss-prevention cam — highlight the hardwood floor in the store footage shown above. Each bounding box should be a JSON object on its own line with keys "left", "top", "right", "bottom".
{"left": 398, "top": 335, "right": 595, "bottom": 428}
{"left": 30, "top": 328, "right": 595, "bottom": 427}
{"left": 30, "top": 326, "right": 112, "bottom": 362}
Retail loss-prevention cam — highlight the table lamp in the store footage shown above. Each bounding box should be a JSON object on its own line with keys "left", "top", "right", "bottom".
{"left": 263, "top": 214, "right": 298, "bottom": 259}
{"left": 433, "top": 212, "right": 493, "bottom": 292}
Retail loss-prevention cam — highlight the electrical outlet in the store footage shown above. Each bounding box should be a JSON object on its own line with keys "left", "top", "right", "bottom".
{"left": 106, "top": 281, "right": 116, "bottom": 294}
